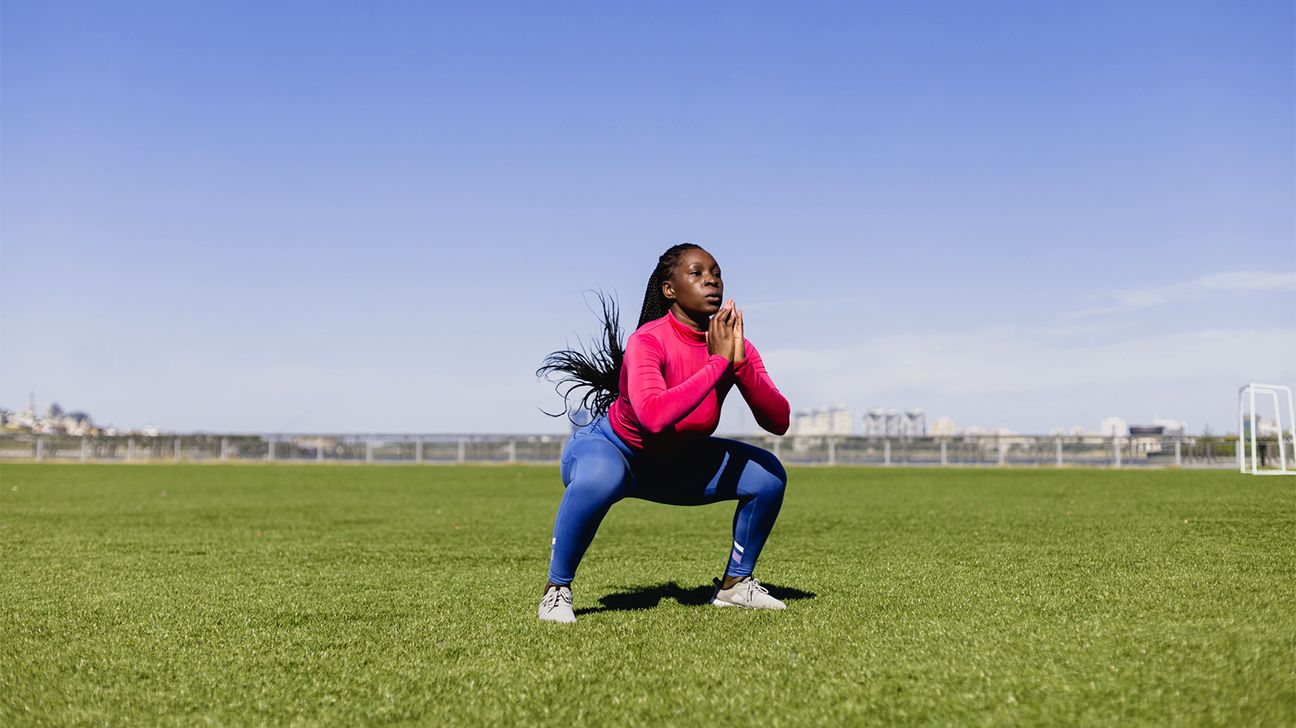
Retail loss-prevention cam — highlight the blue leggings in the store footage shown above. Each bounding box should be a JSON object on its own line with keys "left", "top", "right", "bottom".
{"left": 547, "top": 416, "right": 788, "bottom": 585}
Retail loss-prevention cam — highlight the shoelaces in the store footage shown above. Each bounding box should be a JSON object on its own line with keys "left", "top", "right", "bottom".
{"left": 741, "top": 578, "right": 770, "bottom": 601}
{"left": 542, "top": 588, "right": 572, "bottom": 610}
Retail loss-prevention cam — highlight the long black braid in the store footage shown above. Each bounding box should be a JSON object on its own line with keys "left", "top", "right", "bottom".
{"left": 536, "top": 291, "right": 625, "bottom": 421}
{"left": 636, "top": 243, "right": 699, "bottom": 328}
{"left": 538, "top": 243, "right": 701, "bottom": 421}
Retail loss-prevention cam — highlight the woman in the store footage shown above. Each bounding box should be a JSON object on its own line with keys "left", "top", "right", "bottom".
{"left": 536, "top": 243, "right": 791, "bottom": 624}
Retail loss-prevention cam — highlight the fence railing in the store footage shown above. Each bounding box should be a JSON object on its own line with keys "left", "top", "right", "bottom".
{"left": 0, "top": 432, "right": 1250, "bottom": 468}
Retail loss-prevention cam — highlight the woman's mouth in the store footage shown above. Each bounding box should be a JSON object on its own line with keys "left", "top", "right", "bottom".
{"left": 704, "top": 293, "right": 722, "bottom": 304}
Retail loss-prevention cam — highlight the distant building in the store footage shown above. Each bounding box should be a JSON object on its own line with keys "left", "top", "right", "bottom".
{"left": 791, "top": 406, "right": 853, "bottom": 436}
{"left": 61, "top": 412, "right": 94, "bottom": 436}
{"left": 7, "top": 404, "right": 37, "bottom": 430}
{"left": 1125, "top": 416, "right": 1186, "bottom": 454}
{"left": 862, "top": 409, "right": 886, "bottom": 438}
{"left": 1128, "top": 425, "right": 1166, "bottom": 454}
{"left": 812, "top": 408, "right": 831, "bottom": 434}
{"left": 863, "top": 407, "right": 925, "bottom": 438}
{"left": 1243, "top": 416, "right": 1281, "bottom": 439}
{"left": 902, "top": 409, "right": 926, "bottom": 438}
{"left": 886, "top": 410, "right": 903, "bottom": 437}
{"left": 963, "top": 425, "right": 1015, "bottom": 436}
{"left": 1099, "top": 417, "right": 1128, "bottom": 437}
{"left": 929, "top": 417, "right": 956, "bottom": 437}
{"left": 2, "top": 396, "right": 105, "bottom": 435}
{"left": 830, "top": 406, "right": 853, "bottom": 435}
{"left": 1152, "top": 417, "right": 1187, "bottom": 436}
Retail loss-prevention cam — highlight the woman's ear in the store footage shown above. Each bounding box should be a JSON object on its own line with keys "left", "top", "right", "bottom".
{"left": 661, "top": 280, "right": 675, "bottom": 301}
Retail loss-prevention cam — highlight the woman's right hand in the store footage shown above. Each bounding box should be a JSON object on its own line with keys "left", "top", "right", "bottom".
{"left": 707, "top": 300, "right": 736, "bottom": 363}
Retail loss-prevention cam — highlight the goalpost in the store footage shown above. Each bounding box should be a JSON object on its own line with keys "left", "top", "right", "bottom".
{"left": 1237, "top": 383, "right": 1296, "bottom": 476}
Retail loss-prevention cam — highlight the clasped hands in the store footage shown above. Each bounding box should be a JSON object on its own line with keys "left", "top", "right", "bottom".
{"left": 706, "top": 300, "right": 746, "bottom": 366}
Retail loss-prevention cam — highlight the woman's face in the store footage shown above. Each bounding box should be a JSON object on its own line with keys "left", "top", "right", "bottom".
{"left": 663, "top": 248, "right": 724, "bottom": 318}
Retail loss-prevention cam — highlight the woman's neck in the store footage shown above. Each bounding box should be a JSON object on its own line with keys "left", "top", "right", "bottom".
{"left": 669, "top": 305, "right": 708, "bottom": 331}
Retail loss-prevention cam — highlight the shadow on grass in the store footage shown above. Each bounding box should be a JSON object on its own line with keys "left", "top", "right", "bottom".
{"left": 574, "top": 581, "right": 816, "bottom": 615}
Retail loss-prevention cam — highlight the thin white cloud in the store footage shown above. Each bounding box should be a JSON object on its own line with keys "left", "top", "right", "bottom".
{"left": 1067, "top": 271, "right": 1296, "bottom": 318}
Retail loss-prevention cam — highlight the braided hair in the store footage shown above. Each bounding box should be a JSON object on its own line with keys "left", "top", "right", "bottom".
{"left": 636, "top": 243, "right": 700, "bottom": 328}
{"left": 538, "top": 243, "right": 702, "bottom": 421}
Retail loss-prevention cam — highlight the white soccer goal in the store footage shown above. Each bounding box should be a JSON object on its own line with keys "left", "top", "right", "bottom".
{"left": 1237, "top": 382, "right": 1296, "bottom": 475}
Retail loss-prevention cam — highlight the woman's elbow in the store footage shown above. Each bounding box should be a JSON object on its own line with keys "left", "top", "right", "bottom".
{"left": 637, "top": 409, "right": 673, "bottom": 434}
{"left": 761, "top": 411, "right": 790, "bottom": 436}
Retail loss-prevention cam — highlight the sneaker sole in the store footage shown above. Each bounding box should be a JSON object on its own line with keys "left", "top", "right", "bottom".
{"left": 709, "top": 595, "right": 786, "bottom": 610}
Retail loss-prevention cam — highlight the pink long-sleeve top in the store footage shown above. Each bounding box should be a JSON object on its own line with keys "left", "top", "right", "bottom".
{"left": 607, "top": 312, "right": 790, "bottom": 452}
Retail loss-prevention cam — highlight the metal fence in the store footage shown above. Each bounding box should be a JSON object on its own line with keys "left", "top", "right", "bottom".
{"left": 0, "top": 432, "right": 1249, "bottom": 468}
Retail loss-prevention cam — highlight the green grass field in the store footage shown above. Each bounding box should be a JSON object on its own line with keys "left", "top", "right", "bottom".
{"left": 1, "top": 464, "right": 1292, "bottom": 726}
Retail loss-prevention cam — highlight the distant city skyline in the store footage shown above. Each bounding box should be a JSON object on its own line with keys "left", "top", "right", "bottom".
{"left": 3, "top": 2, "right": 1293, "bottom": 435}
{"left": 0, "top": 394, "right": 1241, "bottom": 438}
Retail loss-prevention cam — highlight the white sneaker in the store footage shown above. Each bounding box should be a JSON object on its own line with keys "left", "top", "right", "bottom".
{"left": 538, "top": 585, "right": 576, "bottom": 624}
{"left": 710, "top": 577, "right": 786, "bottom": 610}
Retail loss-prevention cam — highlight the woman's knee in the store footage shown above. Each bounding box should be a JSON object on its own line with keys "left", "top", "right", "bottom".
{"left": 743, "top": 448, "right": 787, "bottom": 498}
{"left": 567, "top": 476, "right": 628, "bottom": 509}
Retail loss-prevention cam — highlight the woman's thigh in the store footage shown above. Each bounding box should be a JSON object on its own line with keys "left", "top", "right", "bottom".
{"left": 560, "top": 427, "right": 634, "bottom": 494}
{"left": 629, "top": 438, "right": 784, "bottom": 506}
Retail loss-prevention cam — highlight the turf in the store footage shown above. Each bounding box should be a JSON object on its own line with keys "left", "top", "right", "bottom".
{"left": 0, "top": 464, "right": 1292, "bottom": 726}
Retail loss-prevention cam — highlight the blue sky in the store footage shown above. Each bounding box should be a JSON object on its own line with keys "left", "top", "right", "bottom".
{"left": 3, "top": 1, "right": 1293, "bottom": 434}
